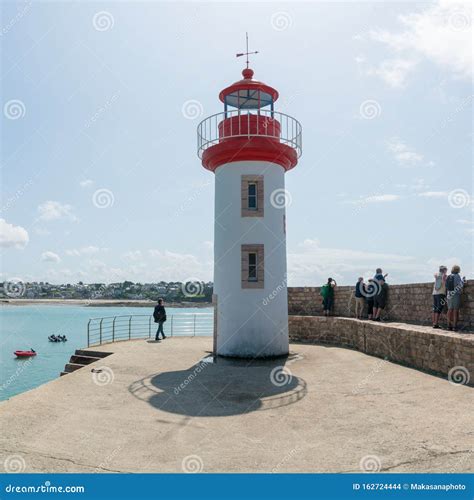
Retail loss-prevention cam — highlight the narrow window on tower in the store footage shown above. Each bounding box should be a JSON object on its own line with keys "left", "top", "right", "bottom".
{"left": 241, "top": 244, "right": 264, "bottom": 289}
{"left": 241, "top": 175, "right": 264, "bottom": 217}
{"left": 248, "top": 182, "right": 257, "bottom": 210}
{"left": 248, "top": 252, "right": 257, "bottom": 281}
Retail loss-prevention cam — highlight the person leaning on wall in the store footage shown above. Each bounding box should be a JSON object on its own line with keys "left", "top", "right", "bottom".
{"left": 432, "top": 265, "right": 448, "bottom": 329}
{"left": 320, "top": 278, "right": 337, "bottom": 317}
{"left": 445, "top": 265, "right": 467, "bottom": 332}
{"left": 354, "top": 277, "right": 366, "bottom": 319}
{"left": 372, "top": 278, "right": 388, "bottom": 322}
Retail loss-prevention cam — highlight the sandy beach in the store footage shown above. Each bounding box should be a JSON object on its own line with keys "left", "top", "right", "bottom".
{"left": 0, "top": 299, "right": 212, "bottom": 308}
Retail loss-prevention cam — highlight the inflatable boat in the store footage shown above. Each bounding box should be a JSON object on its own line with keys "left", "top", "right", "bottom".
{"left": 14, "top": 350, "right": 36, "bottom": 357}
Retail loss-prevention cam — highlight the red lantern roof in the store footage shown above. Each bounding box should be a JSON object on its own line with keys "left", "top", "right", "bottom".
{"left": 219, "top": 68, "right": 279, "bottom": 109}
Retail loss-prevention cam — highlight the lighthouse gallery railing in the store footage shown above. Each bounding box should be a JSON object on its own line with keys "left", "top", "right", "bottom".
{"left": 197, "top": 109, "right": 302, "bottom": 159}
{"left": 87, "top": 313, "right": 214, "bottom": 347}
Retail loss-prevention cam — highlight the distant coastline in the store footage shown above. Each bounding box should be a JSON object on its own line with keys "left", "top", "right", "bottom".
{"left": 0, "top": 299, "right": 212, "bottom": 308}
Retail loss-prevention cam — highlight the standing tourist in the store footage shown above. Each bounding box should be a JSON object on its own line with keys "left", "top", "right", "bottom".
{"left": 354, "top": 277, "right": 366, "bottom": 319}
{"left": 153, "top": 298, "right": 167, "bottom": 341}
{"left": 372, "top": 279, "right": 388, "bottom": 322}
{"left": 366, "top": 279, "right": 376, "bottom": 320}
{"left": 446, "top": 265, "right": 465, "bottom": 332}
{"left": 432, "top": 265, "right": 448, "bottom": 329}
{"left": 320, "top": 278, "right": 337, "bottom": 316}
{"left": 374, "top": 268, "right": 388, "bottom": 281}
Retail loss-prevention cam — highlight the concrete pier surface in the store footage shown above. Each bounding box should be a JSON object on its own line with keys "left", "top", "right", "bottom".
{"left": 0, "top": 337, "right": 472, "bottom": 473}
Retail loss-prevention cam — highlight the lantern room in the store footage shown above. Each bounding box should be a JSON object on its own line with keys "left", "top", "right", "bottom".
{"left": 219, "top": 68, "right": 279, "bottom": 112}
{"left": 197, "top": 67, "right": 302, "bottom": 173}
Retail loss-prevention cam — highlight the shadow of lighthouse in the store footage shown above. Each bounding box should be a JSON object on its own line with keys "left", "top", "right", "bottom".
{"left": 128, "top": 355, "right": 307, "bottom": 417}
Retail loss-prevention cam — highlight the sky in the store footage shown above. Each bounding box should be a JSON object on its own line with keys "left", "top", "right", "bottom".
{"left": 1, "top": 0, "right": 472, "bottom": 286}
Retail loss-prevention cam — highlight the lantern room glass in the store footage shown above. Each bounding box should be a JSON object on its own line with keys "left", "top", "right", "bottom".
{"left": 224, "top": 88, "right": 274, "bottom": 118}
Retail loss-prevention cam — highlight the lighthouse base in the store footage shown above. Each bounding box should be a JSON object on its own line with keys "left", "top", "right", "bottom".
{"left": 213, "top": 279, "right": 290, "bottom": 358}
{"left": 216, "top": 351, "right": 289, "bottom": 361}
{"left": 214, "top": 296, "right": 290, "bottom": 359}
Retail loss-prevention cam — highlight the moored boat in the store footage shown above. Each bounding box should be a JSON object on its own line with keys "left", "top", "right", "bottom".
{"left": 14, "top": 350, "right": 37, "bottom": 357}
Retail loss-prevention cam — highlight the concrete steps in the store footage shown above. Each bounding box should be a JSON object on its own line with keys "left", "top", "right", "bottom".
{"left": 75, "top": 349, "right": 111, "bottom": 358}
{"left": 70, "top": 354, "right": 102, "bottom": 365}
{"left": 64, "top": 363, "right": 85, "bottom": 373}
{"left": 61, "top": 349, "right": 112, "bottom": 376}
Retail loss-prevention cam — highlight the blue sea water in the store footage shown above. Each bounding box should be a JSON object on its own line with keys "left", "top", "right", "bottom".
{"left": 0, "top": 305, "right": 213, "bottom": 401}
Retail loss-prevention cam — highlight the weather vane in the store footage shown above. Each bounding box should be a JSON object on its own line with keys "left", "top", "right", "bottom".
{"left": 236, "top": 32, "right": 258, "bottom": 69}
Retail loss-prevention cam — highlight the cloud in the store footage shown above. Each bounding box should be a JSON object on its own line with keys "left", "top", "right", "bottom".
{"left": 41, "top": 251, "right": 61, "bottom": 263}
{"left": 410, "top": 178, "right": 430, "bottom": 192}
{"left": 344, "top": 193, "right": 401, "bottom": 205}
{"left": 80, "top": 249, "right": 214, "bottom": 282}
{"left": 122, "top": 250, "right": 143, "bottom": 261}
{"left": 367, "top": 58, "right": 418, "bottom": 88}
{"left": 66, "top": 246, "right": 107, "bottom": 257}
{"left": 387, "top": 137, "right": 424, "bottom": 166}
{"left": 38, "top": 201, "right": 77, "bottom": 221}
{"left": 147, "top": 250, "right": 210, "bottom": 281}
{"left": 288, "top": 239, "right": 417, "bottom": 286}
{"left": 418, "top": 191, "right": 448, "bottom": 198}
{"left": 364, "top": 194, "right": 400, "bottom": 203}
{"left": 287, "top": 239, "right": 471, "bottom": 286}
{"left": 52, "top": 250, "right": 212, "bottom": 283}
{"left": 0, "top": 219, "right": 29, "bottom": 248}
{"left": 368, "top": 1, "right": 472, "bottom": 83}
{"left": 79, "top": 179, "right": 94, "bottom": 188}
{"left": 457, "top": 218, "right": 474, "bottom": 235}
{"left": 15, "top": 248, "right": 213, "bottom": 284}
{"left": 34, "top": 227, "right": 50, "bottom": 236}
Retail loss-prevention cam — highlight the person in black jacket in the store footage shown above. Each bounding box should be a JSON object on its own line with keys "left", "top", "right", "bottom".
{"left": 373, "top": 279, "right": 388, "bottom": 322}
{"left": 153, "top": 299, "right": 167, "bottom": 341}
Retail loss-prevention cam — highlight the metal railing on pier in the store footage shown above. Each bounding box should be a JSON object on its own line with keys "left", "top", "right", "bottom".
{"left": 87, "top": 313, "right": 214, "bottom": 347}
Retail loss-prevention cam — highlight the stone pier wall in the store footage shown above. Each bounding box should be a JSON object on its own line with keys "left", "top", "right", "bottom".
{"left": 288, "top": 316, "right": 474, "bottom": 386}
{"left": 288, "top": 280, "right": 474, "bottom": 331}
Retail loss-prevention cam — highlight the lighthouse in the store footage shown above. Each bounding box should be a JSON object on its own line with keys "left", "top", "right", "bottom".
{"left": 197, "top": 52, "right": 302, "bottom": 358}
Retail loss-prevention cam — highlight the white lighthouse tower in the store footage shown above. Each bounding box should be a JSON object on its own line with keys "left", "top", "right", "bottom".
{"left": 197, "top": 53, "right": 302, "bottom": 358}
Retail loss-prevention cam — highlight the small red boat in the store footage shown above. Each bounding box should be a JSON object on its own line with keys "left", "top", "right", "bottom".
{"left": 14, "top": 350, "right": 36, "bottom": 358}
